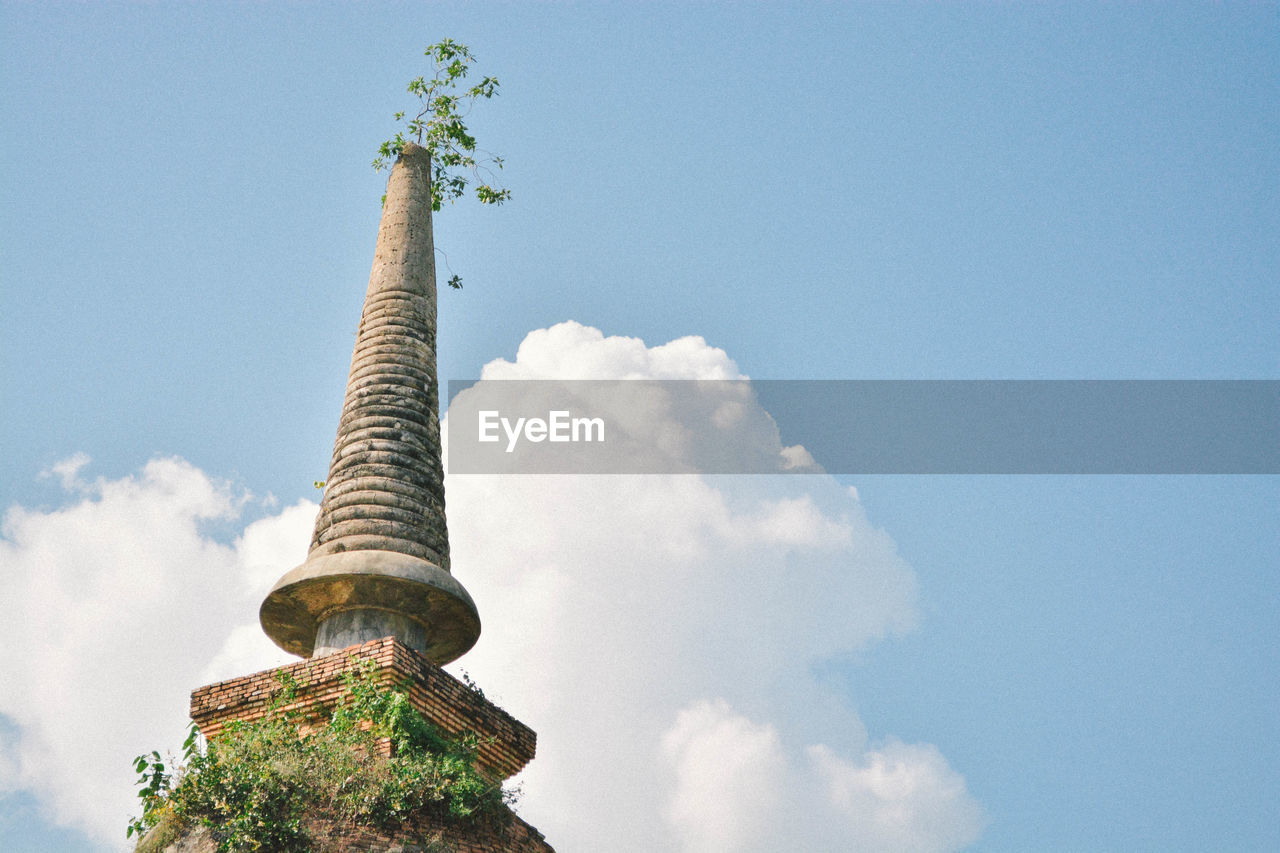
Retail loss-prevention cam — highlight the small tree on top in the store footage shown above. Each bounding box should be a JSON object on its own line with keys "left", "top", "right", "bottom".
{"left": 374, "top": 39, "right": 510, "bottom": 289}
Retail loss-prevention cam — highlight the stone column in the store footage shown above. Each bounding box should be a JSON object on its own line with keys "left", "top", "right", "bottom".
{"left": 260, "top": 142, "right": 480, "bottom": 664}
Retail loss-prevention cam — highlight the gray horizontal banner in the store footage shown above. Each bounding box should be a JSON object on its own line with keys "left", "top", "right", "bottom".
{"left": 445, "top": 380, "right": 1279, "bottom": 474}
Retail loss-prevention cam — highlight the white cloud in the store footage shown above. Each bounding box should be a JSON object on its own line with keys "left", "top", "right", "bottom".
{"left": 41, "top": 451, "right": 92, "bottom": 490}
{"left": 0, "top": 459, "right": 308, "bottom": 848}
{"left": 460, "top": 322, "right": 812, "bottom": 476}
{"left": 658, "top": 700, "right": 985, "bottom": 853}
{"left": 661, "top": 699, "right": 787, "bottom": 852}
{"left": 443, "top": 322, "right": 981, "bottom": 851}
{"left": 233, "top": 499, "right": 322, "bottom": 596}
{"left": 489, "top": 321, "right": 743, "bottom": 381}
{"left": 0, "top": 322, "right": 983, "bottom": 852}
{"left": 807, "top": 740, "right": 987, "bottom": 853}
{"left": 781, "top": 443, "right": 819, "bottom": 470}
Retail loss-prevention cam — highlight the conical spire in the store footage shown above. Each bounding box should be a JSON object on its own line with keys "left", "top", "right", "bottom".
{"left": 260, "top": 142, "right": 480, "bottom": 664}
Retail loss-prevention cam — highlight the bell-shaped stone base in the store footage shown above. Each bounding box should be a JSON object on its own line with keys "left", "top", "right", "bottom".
{"left": 259, "top": 550, "right": 480, "bottom": 664}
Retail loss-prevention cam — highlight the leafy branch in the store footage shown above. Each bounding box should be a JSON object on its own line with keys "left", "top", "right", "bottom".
{"left": 373, "top": 39, "right": 510, "bottom": 213}
{"left": 373, "top": 40, "right": 510, "bottom": 290}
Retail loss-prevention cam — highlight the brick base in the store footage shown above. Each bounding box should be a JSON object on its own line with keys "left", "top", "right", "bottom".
{"left": 175, "top": 637, "right": 555, "bottom": 852}
{"left": 190, "top": 636, "right": 535, "bottom": 780}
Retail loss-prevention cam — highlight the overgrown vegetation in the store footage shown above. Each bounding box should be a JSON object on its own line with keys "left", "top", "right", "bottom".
{"left": 129, "top": 662, "right": 512, "bottom": 852}
{"left": 374, "top": 38, "right": 511, "bottom": 290}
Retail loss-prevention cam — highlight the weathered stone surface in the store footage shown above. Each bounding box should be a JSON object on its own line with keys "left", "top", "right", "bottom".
{"left": 261, "top": 550, "right": 477, "bottom": 660}
{"left": 260, "top": 142, "right": 479, "bottom": 664}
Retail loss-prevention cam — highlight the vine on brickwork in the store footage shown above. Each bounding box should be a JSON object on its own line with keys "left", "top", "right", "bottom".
{"left": 128, "top": 660, "right": 514, "bottom": 852}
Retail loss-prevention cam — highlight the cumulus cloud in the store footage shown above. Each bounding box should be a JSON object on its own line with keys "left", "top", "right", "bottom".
{"left": 0, "top": 459, "right": 303, "bottom": 846}
{"left": 659, "top": 701, "right": 985, "bottom": 853}
{"left": 807, "top": 740, "right": 987, "bottom": 853}
{"left": 454, "top": 321, "right": 821, "bottom": 475}
{"left": 0, "top": 321, "right": 983, "bottom": 851}
{"left": 487, "top": 322, "right": 745, "bottom": 381}
{"left": 442, "top": 322, "right": 983, "bottom": 851}
{"left": 41, "top": 451, "right": 92, "bottom": 490}
{"left": 662, "top": 699, "right": 788, "bottom": 851}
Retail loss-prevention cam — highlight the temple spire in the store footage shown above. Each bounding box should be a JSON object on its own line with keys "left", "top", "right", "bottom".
{"left": 260, "top": 142, "right": 480, "bottom": 664}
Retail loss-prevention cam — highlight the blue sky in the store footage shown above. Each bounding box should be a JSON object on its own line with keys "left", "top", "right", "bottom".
{"left": 1, "top": 3, "right": 1277, "bottom": 851}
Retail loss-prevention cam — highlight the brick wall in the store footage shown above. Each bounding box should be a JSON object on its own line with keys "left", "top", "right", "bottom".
{"left": 189, "top": 636, "right": 536, "bottom": 781}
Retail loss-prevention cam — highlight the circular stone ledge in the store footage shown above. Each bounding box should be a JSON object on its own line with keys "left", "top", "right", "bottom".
{"left": 260, "top": 550, "right": 480, "bottom": 664}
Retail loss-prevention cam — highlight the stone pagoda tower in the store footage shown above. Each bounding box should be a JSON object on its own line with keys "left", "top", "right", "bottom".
{"left": 259, "top": 140, "right": 480, "bottom": 667}
{"left": 173, "top": 143, "right": 553, "bottom": 852}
